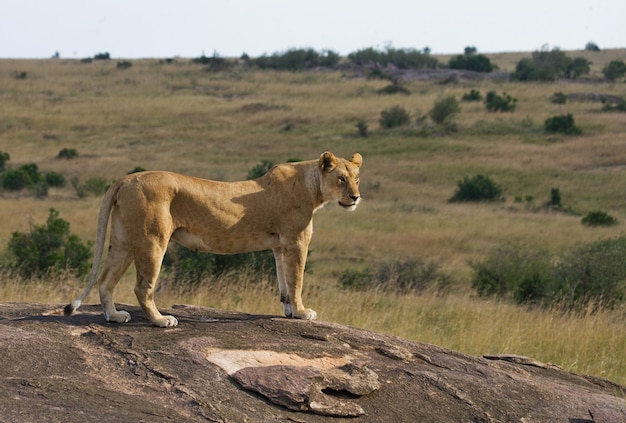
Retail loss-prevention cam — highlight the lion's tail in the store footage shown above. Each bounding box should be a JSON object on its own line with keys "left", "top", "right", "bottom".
{"left": 64, "top": 181, "right": 121, "bottom": 316}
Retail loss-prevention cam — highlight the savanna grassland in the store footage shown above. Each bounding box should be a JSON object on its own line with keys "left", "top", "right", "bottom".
{"left": 1, "top": 49, "right": 626, "bottom": 385}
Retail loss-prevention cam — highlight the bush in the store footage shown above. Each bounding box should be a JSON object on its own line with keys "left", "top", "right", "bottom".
{"left": 470, "top": 244, "right": 553, "bottom": 303}
{"left": 93, "top": 52, "right": 110, "bottom": 60}
{"left": 555, "top": 237, "right": 626, "bottom": 307}
{"left": 162, "top": 244, "right": 277, "bottom": 286}
{"left": 601, "top": 98, "right": 626, "bottom": 112}
{"left": 0, "top": 151, "right": 9, "bottom": 172}
{"left": 448, "top": 54, "right": 496, "bottom": 72}
{"left": 462, "top": 89, "right": 482, "bottom": 102}
{"left": 581, "top": 210, "right": 618, "bottom": 227}
{"left": 246, "top": 160, "right": 274, "bottom": 180}
{"left": 57, "top": 148, "right": 78, "bottom": 159}
{"left": 429, "top": 96, "right": 460, "bottom": 126}
{"left": 485, "top": 91, "right": 517, "bottom": 112}
{"left": 116, "top": 60, "right": 132, "bottom": 69}
{"left": 356, "top": 120, "right": 369, "bottom": 137}
{"left": 44, "top": 172, "right": 65, "bottom": 188}
{"left": 339, "top": 258, "right": 452, "bottom": 294}
{"left": 550, "top": 92, "right": 567, "bottom": 104}
{"left": 377, "top": 79, "right": 410, "bottom": 95}
{"left": 549, "top": 187, "right": 562, "bottom": 208}
{"left": 348, "top": 47, "right": 438, "bottom": 69}
{"left": 602, "top": 60, "right": 626, "bottom": 81}
{"left": 512, "top": 47, "right": 574, "bottom": 81}
{"left": 471, "top": 237, "right": 626, "bottom": 308}
{"left": 72, "top": 177, "right": 110, "bottom": 198}
{"left": 128, "top": 166, "right": 147, "bottom": 174}
{"left": 5, "top": 209, "right": 92, "bottom": 278}
{"left": 544, "top": 114, "right": 582, "bottom": 135}
{"left": 2, "top": 164, "right": 42, "bottom": 190}
{"left": 449, "top": 174, "right": 502, "bottom": 202}
{"left": 585, "top": 41, "right": 600, "bottom": 52}
{"left": 379, "top": 106, "right": 410, "bottom": 129}
{"left": 565, "top": 57, "right": 591, "bottom": 79}
{"left": 251, "top": 48, "right": 340, "bottom": 71}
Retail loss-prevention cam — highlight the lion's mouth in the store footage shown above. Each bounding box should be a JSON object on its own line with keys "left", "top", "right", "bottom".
{"left": 339, "top": 200, "right": 359, "bottom": 210}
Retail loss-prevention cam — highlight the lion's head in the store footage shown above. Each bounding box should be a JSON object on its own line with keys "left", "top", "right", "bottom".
{"left": 318, "top": 151, "right": 362, "bottom": 211}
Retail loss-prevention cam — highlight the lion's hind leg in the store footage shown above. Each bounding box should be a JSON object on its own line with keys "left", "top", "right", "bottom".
{"left": 98, "top": 246, "right": 134, "bottom": 324}
{"left": 133, "top": 245, "right": 178, "bottom": 328}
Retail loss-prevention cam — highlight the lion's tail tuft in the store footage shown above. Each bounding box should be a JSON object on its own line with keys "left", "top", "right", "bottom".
{"left": 63, "top": 300, "right": 82, "bottom": 316}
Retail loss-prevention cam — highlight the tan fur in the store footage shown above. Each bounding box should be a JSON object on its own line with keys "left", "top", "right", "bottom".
{"left": 65, "top": 152, "right": 362, "bottom": 327}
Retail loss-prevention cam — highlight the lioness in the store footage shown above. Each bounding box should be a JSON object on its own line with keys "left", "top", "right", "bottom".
{"left": 65, "top": 151, "right": 362, "bottom": 327}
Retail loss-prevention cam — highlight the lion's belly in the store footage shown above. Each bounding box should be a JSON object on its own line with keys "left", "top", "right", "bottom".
{"left": 171, "top": 227, "right": 281, "bottom": 255}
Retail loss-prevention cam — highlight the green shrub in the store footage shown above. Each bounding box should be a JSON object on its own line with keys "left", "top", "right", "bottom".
{"left": 449, "top": 174, "right": 502, "bottom": 202}
{"left": 356, "top": 120, "right": 369, "bottom": 137}
{"left": 485, "top": 91, "right": 517, "bottom": 112}
{"left": 2, "top": 164, "right": 42, "bottom": 190}
{"left": 5, "top": 209, "right": 92, "bottom": 278}
{"left": 72, "top": 177, "right": 110, "bottom": 198}
{"left": 246, "top": 160, "right": 274, "bottom": 180}
{"left": 93, "top": 52, "right": 110, "bottom": 60}
{"left": 602, "top": 60, "right": 626, "bottom": 81}
{"left": 379, "top": 105, "right": 410, "bottom": 129}
{"left": 565, "top": 57, "right": 591, "bottom": 79}
{"left": 378, "top": 79, "right": 410, "bottom": 95}
{"left": 0, "top": 151, "right": 9, "bottom": 172}
{"left": 57, "top": 148, "right": 78, "bottom": 159}
{"left": 550, "top": 92, "right": 567, "bottom": 104}
{"left": 544, "top": 113, "right": 582, "bottom": 135}
{"left": 338, "top": 258, "right": 452, "bottom": 294}
{"left": 471, "top": 237, "right": 626, "bottom": 308}
{"left": 585, "top": 41, "right": 600, "bottom": 52}
{"left": 429, "top": 96, "right": 460, "bottom": 126}
{"left": 162, "top": 244, "right": 276, "bottom": 286}
{"left": 601, "top": 99, "right": 626, "bottom": 112}
{"left": 581, "top": 210, "right": 618, "bottom": 227}
{"left": 128, "top": 166, "right": 147, "bottom": 174}
{"left": 462, "top": 89, "right": 482, "bottom": 102}
{"left": 549, "top": 187, "right": 562, "bottom": 207}
{"left": 116, "top": 60, "right": 132, "bottom": 69}
{"left": 470, "top": 244, "right": 554, "bottom": 304}
{"left": 448, "top": 54, "right": 496, "bottom": 72}
{"left": 555, "top": 237, "right": 626, "bottom": 307}
{"left": 512, "top": 47, "right": 577, "bottom": 81}
{"left": 44, "top": 172, "right": 65, "bottom": 188}
{"left": 251, "top": 48, "right": 340, "bottom": 71}
{"left": 348, "top": 47, "right": 438, "bottom": 69}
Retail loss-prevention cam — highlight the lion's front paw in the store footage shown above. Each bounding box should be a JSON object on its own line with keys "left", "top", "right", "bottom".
{"left": 106, "top": 310, "right": 132, "bottom": 324}
{"left": 153, "top": 315, "right": 179, "bottom": 328}
{"left": 292, "top": 308, "right": 317, "bottom": 320}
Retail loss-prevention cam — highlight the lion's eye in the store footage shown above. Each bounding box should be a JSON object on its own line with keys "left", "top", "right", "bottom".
{"left": 355, "top": 176, "right": 359, "bottom": 184}
{"left": 338, "top": 176, "right": 346, "bottom": 184}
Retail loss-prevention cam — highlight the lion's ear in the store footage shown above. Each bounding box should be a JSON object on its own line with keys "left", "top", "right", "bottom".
{"left": 319, "top": 151, "right": 337, "bottom": 172}
{"left": 350, "top": 153, "right": 363, "bottom": 168}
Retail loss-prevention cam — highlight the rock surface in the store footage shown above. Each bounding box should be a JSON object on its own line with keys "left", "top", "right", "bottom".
{"left": 1, "top": 303, "right": 625, "bottom": 422}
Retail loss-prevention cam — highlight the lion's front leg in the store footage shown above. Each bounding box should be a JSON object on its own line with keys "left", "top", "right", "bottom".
{"left": 273, "top": 247, "right": 292, "bottom": 317}
{"left": 276, "top": 229, "right": 316, "bottom": 320}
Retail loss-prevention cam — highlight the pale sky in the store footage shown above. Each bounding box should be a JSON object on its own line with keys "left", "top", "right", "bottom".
{"left": 1, "top": 0, "right": 624, "bottom": 59}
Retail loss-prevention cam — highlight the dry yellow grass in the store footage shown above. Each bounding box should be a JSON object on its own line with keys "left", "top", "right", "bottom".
{"left": 1, "top": 51, "right": 626, "bottom": 385}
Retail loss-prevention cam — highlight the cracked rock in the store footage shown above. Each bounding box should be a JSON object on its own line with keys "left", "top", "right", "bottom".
{"left": 231, "top": 363, "right": 380, "bottom": 417}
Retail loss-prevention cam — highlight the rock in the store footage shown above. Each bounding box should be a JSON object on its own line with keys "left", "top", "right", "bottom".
{"left": 1, "top": 303, "right": 625, "bottom": 422}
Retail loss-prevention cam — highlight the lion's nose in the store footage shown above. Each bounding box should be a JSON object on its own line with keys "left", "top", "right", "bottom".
{"left": 349, "top": 194, "right": 360, "bottom": 202}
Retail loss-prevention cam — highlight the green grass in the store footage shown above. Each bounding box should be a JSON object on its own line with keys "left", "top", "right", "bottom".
{"left": 1, "top": 50, "right": 626, "bottom": 385}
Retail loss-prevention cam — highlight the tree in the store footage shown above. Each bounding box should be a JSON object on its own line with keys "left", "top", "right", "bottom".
{"left": 603, "top": 60, "right": 626, "bottom": 81}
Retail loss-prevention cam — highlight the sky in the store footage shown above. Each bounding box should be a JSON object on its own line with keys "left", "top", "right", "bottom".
{"left": 1, "top": 0, "right": 624, "bottom": 59}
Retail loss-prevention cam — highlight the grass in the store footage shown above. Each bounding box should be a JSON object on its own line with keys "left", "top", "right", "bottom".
{"left": 1, "top": 50, "right": 626, "bottom": 385}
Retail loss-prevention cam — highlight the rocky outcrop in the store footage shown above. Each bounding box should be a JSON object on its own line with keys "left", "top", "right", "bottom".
{"left": 1, "top": 303, "right": 624, "bottom": 422}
